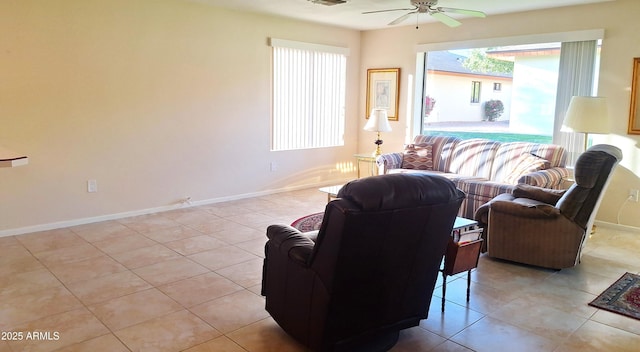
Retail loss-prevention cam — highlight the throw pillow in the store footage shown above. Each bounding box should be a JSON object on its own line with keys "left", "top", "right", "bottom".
{"left": 503, "top": 153, "right": 550, "bottom": 184}
{"left": 402, "top": 143, "right": 433, "bottom": 170}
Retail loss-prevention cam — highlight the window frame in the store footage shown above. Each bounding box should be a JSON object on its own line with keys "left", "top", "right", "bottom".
{"left": 470, "top": 81, "right": 481, "bottom": 103}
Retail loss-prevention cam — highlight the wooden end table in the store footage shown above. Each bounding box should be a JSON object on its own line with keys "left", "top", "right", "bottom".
{"left": 441, "top": 217, "right": 483, "bottom": 312}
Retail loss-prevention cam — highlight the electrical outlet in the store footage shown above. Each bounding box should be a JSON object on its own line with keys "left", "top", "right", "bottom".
{"left": 87, "top": 179, "right": 98, "bottom": 193}
{"left": 270, "top": 162, "right": 278, "bottom": 172}
{"left": 629, "top": 189, "right": 639, "bottom": 202}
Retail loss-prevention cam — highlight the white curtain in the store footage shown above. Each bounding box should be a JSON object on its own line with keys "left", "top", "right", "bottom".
{"left": 553, "top": 40, "right": 598, "bottom": 166}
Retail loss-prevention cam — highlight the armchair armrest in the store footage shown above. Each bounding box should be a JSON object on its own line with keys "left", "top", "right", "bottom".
{"left": 519, "top": 167, "right": 571, "bottom": 189}
{"left": 266, "top": 225, "right": 316, "bottom": 266}
{"left": 475, "top": 193, "right": 514, "bottom": 226}
{"left": 512, "top": 184, "right": 566, "bottom": 205}
{"left": 490, "top": 200, "right": 560, "bottom": 219}
{"left": 376, "top": 152, "right": 403, "bottom": 174}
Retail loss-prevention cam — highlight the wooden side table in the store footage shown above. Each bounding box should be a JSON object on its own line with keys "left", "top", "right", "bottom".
{"left": 441, "top": 218, "right": 483, "bottom": 312}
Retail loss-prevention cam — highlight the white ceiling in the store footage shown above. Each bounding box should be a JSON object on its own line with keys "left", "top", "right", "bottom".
{"left": 187, "top": 0, "right": 614, "bottom": 30}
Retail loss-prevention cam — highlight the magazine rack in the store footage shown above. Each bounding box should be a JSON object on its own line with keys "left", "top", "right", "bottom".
{"left": 441, "top": 225, "right": 483, "bottom": 312}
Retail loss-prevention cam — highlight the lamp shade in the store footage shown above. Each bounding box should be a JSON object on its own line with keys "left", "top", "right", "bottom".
{"left": 561, "top": 96, "right": 610, "bottom": 134}
{"left": 364, "top": 108, "right": 392, "bottom": 132}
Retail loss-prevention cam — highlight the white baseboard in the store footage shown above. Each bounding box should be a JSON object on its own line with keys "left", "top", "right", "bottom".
{"left": 0, "top": 178, "right": 352, "bottom": 238}
{"left": 594, "top": 220, "right": 640, "bottom": 234}
{"left": 6, "top": 181, "right": 635, "bottom": 238}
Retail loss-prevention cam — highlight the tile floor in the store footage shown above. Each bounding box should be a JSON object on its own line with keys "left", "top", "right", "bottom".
{"left": 1, "top": 187, "right": 640, "bottom": 351}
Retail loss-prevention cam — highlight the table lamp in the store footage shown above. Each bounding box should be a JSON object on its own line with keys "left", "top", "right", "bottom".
{"left": 561, "top": 96, "right": 610, "bottom": 151}
{"left": 364, "top": 108, "right": 392, "bottom": 156}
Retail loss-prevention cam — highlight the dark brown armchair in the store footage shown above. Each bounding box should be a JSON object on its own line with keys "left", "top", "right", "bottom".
{"left": 261, "top": 173, "right": 465, "bottom": 352}
{"left": 475, "top": 144, "right": 622, "bottom": 269}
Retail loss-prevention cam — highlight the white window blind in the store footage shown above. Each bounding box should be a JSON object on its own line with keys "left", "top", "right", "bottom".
{"left": 554, "top": 40, "right": 599, "bottom": 166}
{"left": 271, "top": 39, "right": 347, "bottom": 151}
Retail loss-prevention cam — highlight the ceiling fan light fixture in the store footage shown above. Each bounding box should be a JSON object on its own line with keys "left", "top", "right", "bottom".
{"left": 363, "top": 0, "right": 486, "bottom": 27}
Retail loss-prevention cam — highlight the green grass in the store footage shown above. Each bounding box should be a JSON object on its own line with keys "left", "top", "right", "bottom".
{"left": 425, "top": 131, "right": 552, "bottom": 144}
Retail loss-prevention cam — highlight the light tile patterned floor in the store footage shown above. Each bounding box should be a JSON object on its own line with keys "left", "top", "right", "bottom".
{"left": 1, "top": 187, "right": 640, "bottom": 351}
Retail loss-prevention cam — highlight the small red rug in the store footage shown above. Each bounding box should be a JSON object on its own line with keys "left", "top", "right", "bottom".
{"left": 589, "top": 272, "right": 640, "bottom": 320}
{"left": 291, "top": 212, "right": 324, "bottom": 232}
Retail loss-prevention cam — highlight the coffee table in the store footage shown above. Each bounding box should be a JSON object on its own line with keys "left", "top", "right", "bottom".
{"left": 318, "top": 184, "right": 343, "bottom": 203}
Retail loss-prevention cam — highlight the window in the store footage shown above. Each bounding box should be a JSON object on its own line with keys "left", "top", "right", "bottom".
{"left": 416, "top": 30, "right": 603, "bottom": 155}
{"left": 270, "top": 39, "right": 348, "bottom": 151}
{"left": 471, "top": 81, "right": 481, "bottom": 103}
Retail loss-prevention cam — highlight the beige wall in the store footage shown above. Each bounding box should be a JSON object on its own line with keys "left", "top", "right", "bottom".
{"left": 0, "top": 0, "right": 361, "bottom": 234}
{"left": 2, "top": 0, "right": 639, "bottom": 234}
{"left": 359, "top": 0, "right": 640, "bottom": 229}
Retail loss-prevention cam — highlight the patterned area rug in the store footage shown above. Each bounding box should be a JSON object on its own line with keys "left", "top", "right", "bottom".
{"left": 589, "top": 272, "right": 640, "bottom": 320}
{"left": 291, "top": 212, "right": 324, "bottom": 232}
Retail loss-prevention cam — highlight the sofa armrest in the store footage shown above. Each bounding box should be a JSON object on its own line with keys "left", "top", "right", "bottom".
{"left": 519, "top": 167, "right": 571, "bottom": 189}
{"left": 266, "top": 225, "right": 315, "bottom": 266}
{"left": 376, "top": 152, "right": 403, "bottom": 174}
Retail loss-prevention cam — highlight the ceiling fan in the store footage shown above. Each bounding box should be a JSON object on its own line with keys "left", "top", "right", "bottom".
{"left": 363, "top": 0, "right": 486, "bottom": 28}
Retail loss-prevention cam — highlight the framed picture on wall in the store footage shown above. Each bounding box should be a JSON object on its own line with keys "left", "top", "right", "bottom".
{"left": 366, "top": 68, "right": 400, "bottom": 121}
{"left": 628, "top": 57, "right": 640, "bottom": 134}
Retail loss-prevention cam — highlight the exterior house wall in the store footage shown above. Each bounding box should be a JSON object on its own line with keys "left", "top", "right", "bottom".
{"left": 424, "top": 71, "right": 512, "bottom": 124}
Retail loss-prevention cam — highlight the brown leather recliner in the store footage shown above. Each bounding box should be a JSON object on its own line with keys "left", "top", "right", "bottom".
{"left": 475, "top": 144, "right": 622, "bottom": 270}
{"left": 261, "top": 173, "right": 465, "bottom": 352}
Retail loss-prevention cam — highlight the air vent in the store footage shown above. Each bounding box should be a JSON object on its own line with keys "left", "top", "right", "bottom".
{"left": 308, "top": 0, "right": 347, "bottom": 6}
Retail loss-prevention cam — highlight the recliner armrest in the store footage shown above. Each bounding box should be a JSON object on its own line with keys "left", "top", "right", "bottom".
{"left": 512, "top": 184, "right": 566, "bottom": 205}
{"left": 475, "top": 193, "right": 514, "bottom": 226}
{"left": 490, "top": 200, "right": 560, "bottom": 219}
{"left": 266, "top": 225, "right": 315, "bottom": 266}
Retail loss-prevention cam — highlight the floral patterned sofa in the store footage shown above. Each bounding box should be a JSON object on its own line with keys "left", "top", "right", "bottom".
{"left": 376, "top": 135, "right": 570, "bottom": 219}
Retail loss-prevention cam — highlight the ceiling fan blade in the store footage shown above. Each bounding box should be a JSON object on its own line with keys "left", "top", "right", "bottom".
{"left": 438, "top": 7, "right": 486, "bottom": 18}
{"left": 388, "top": 12, "right": 414, "bottom": 25}
{"left": 430, "top": 12, "right": 462, "bottom": 27}
{"left": 362, "top": 7, "right": 414, "bottom": 15}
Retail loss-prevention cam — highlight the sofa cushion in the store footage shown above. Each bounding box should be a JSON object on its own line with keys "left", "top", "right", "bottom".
{"left": 402, "top": 144, "right": 433, "bottom": 170}
{"left": 413, "top": 135, "right": 461, "bottom": 172}
{"left": 502, "top": 153, "right": 550, "bottom": 184}
{"left": 448, "top": 139, "right": 501, "bottom": 178}
{"left": 491, "top": 142, "right": 566, "bottom": 181}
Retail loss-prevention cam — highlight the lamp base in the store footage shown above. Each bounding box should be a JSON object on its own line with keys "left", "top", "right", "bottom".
{"left": 373, "top": 132, "right": 383, "bottom": 156}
